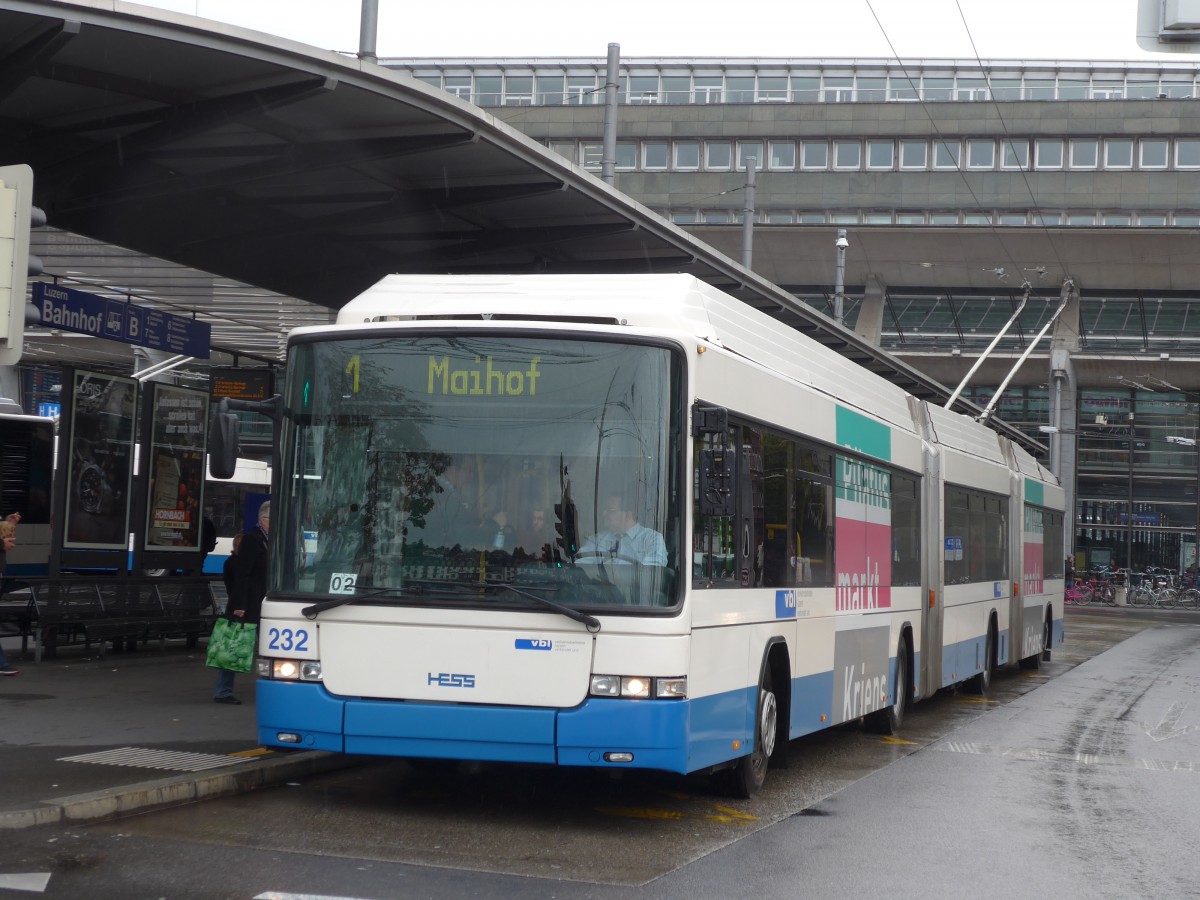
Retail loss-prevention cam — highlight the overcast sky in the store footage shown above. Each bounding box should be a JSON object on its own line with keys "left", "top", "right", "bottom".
{"left": 137, "top": 0, "right": 1191, "bottom": 61}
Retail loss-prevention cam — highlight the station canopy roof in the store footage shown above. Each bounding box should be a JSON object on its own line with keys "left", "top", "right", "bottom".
{"left": 0, "top": 0, "right": 1039, "bottom": 450}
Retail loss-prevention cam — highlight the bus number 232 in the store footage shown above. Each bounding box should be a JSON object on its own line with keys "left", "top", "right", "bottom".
{"left": 267, "top": 628, "right": 310, "bottom": 653}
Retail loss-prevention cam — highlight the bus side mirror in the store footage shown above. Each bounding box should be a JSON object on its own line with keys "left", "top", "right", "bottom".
{"left": 209, "top": 399, "right": 240, "bottom": 480}
{"left": 699, "top": 447, "right": 735, "bottom": 517}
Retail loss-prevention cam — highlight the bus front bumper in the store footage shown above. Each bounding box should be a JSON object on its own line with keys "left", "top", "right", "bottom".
{"left": 256, "top": 679, "right": 732, "bottom": 774}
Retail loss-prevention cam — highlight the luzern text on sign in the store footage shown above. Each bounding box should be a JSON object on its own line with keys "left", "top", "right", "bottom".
{"left": 33, "top": 282, "right": 211, "bottom": 359}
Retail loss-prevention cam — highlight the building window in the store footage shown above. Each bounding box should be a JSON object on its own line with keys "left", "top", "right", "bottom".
{"left": 1070, "top": 138, "right": 1099, "bottom": 168}
{"left": 1058, "top": 78, "right": 1089, "bottom": 100}
{"left": 580, "top": 142, "right": 603, "bottom": 170}
{"left": 694, "top": 76, "right": 723, "bottom": 104}
{"left": 628, "top": 75, "right": 659, "bottom": 105}
{"left": 964, "top": 212, "right": 993, "bottom": 225}
{"left": 824, "top": 76, "right": 854, "bottom": 102}
{"left": 758, "top": 76, "right": 788, "bottom": 102}
{"left": 833, "top": 141, "right": 861, "bottom": 169}
{"left": 923, "top": 78, "right": 954, "bottom": 101}
{"left": 1033, "top": 211, "right": 1063, "bottom": 226}
{"left": 1139, "top": 214, "right": 1167, "bottom": 226}
{"left": 737, "top": 141, "right": 765, "bottom": 170}
{"left": 856, "top": 77, "right": 887, "bottom": 101}
{"left": 1067, "top": 212, "right": 1097, "bottom": 226}
{"left": 444, "top": 75, "right": 472, "bottom": 100}
{"left": 998, "top": 213, "right": 1028, "bottom": 225}
{"left": 726, "top": 76, "right": 756, "bottom": 104}
{"left": 1104, "top": 139, "right": 1134, "bottom": 169}
{"left": 670, "top": 210, "right": 700, "bottom": 224}
{"left": 1175, "top": 139, "right": 1200, "bottom": 168}
{"left": 504, "top": 75, "right": 533, "bottom": 105}
{"left": 674, "top": 141, "right": 700, "bottom": 169}
{"left": 1174, "top": 213, "right": 1200, "bottom": 226}
{"left": 705, "top": 210, "right": 733, "bottom": 224}
{"left": 536, "top": 75, "right": 565, "bottom": 105}
{"left": 930, "top": 212, "right": 959, "bottom": 224}
{"left": 1035, "top": 139, "right": 1064, "bottom": 169}
{"left": 791, "top": 76, "right": 820, "bottom": 102}
{"left": 1102, "top": 212, "right": 1132, "bottom": 226}
{"left": 769, "top": 141, "right": 796, "bottom": 169}
{"left": 475, "top": 75, "right": 502, "bottom": 106}
{"left": 1126, "top": 79, "right": 1160, "bottom": 99}
{"left": 863, "top": 212, "right": 893, "bottom": 224}
{"left": 644, "top": 142, "right": 669, "bottom": 170}
{"left": 1001, "top": 140, "right": 1029, "bottom": 169}
{"left": 798, "top": 212, "right": 827, "bottom": 223}
{"left": 765, "top": 210, "right": 794, "bottom": 223}
{"left": 899, "top": 141, "right": 927, "bottom": 169}
{"left": 549, "top": 141, "right": 576, "bottom": 163}
{"left": 706, "top": 141, "right": 733, "bottom": 170}
{"left": 802, "top": 141, "right": 829, "bottom": 169}
{"left": 934, "top": 140, "right": 961, "bottom": 169}
{"left": 566, "top": 74, "right": 599, "bottom": 104}
{"left": 896, "top": 212, "right": 926, "bottom": 224}
{"left": 1140, "top": 139, "right": 1169, "bottom": 169}
{"left": 662, "top": 76, "right": 691, "bottom": 104}
{"left": 615, "top": 142, "right": 637, "bottom": 170}
{"left": 1025, "top": 78, "right": 1056, "bottom": 100}
{"left": 1161, "top": 79, "right": 1195, "bottom": 98}
{"left": 888, "top": 76, "right": 919, "bottom": 100}
{"left": 990, "top": 78, "right": 1022, "bottom": 100}
{"left": 830, "top": 212, "right": 859, "bottom": 224}
{"left": 866, "top": 140, "right": 894, "bottom": 169}
{"left": 967, "top": 140, "right": 995, "bottom": 169}
{"left": 957, "top": 78, "right": 989, "bottom": 101}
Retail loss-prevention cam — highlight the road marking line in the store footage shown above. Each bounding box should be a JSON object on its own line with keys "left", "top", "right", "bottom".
{"left": 934, "top": 741, "right": 1200, "bottom": 773}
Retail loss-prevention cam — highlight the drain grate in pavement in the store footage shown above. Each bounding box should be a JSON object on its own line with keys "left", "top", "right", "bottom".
{"left": 58, "top": 747, "right": 246, "bottom": 772}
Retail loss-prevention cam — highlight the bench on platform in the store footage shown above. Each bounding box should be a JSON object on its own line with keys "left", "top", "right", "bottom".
{"left": 7, "top": 577, "right": 220, "bottom": 662}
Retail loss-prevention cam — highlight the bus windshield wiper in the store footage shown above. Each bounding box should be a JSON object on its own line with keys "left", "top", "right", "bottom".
{"left": 406, "top": 579, "right": 601, "bottom": 632}
{"left": 301, "top": 586, "right": 415, "bottom": 620}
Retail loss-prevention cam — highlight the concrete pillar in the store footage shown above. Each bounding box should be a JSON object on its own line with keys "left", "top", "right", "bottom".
{"left": 1050, "top": 284, "right": 1081, "bottom": 557}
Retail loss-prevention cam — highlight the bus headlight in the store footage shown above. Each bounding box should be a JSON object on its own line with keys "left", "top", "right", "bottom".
{"left": 256, "top": 658, "right": 323, "bottom": 682}
{"left": 589, "top": 674, "right": 686, "bottom": 699}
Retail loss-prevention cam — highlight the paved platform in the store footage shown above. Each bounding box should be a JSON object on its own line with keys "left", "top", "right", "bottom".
{"left": 0, "top": 637, "right": 356, "bottom": 829}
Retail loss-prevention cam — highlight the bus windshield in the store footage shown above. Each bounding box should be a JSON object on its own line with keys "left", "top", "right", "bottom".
{"left": 276, "top": 334, "right": 683, "bottom": 611}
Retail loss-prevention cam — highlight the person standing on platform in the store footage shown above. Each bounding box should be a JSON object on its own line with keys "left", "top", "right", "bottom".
{"left": 0, "top": 512, "right": 22, "bottom": 675}
{"left": 213, "top": 502, "right": 269, "bottom": 705}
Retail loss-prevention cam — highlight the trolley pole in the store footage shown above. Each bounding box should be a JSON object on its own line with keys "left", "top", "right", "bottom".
{"left": 741, "top": 158, "right": 757, "bottom": 269}
{"left": 834, "top": 229, "right": 848, "bottom": 326}
{"left": 601, "top": 44, "right": 620, "bottom": 186}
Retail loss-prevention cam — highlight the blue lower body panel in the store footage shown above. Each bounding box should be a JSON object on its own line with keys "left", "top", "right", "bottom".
{"left": 257, "top": 680, "right": 757, "bottom": 775}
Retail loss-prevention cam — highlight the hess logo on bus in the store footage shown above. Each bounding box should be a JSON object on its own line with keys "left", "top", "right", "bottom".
{"left": 427, "top": 672, "right": 476, "bottom": 688}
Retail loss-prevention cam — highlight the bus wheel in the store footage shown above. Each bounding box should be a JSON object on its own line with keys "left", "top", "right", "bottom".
{"left": 867, "top": 639, "right": 908, "bottom": 735}
{"left": 967, "top": 623, "right": 996, "bottom": 694}
{"left": 722, "top": 669, "right": 776, "bottom": 798}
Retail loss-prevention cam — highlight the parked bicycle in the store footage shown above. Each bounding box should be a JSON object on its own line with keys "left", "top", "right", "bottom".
{"left": 1065, "top": 578, "right": 1095, "bottom": 606}
{"left": 1128, "top": 569, "right": 1178, "bottom": 609}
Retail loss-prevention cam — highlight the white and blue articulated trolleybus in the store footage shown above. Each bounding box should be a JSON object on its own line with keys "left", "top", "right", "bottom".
{"left": 248, "top": 274, "right": 1064, "bottom": 796}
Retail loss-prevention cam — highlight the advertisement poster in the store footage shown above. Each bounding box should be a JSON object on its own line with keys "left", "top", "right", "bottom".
{"left": 63, "top": 371, "right": 137, "bottom": 549}
{"left": 144, "top": 384, "right": 209, "bottom": 551}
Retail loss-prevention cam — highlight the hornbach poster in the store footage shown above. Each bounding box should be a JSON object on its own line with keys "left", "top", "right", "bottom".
{"left": 63, "top": 371, "right": 136, "bottom": 550}
{"left": 144, "top": 384, "right": 209, "bottom": 551}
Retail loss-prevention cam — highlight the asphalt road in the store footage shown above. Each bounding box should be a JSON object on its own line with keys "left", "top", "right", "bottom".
{"left": 0, "top": 608, "right": 1193, "bottom": 899}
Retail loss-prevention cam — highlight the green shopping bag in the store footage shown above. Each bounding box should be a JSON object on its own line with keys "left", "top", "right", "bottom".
{"left": 205, "top": 617, "right": 258, "bottom": 673}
